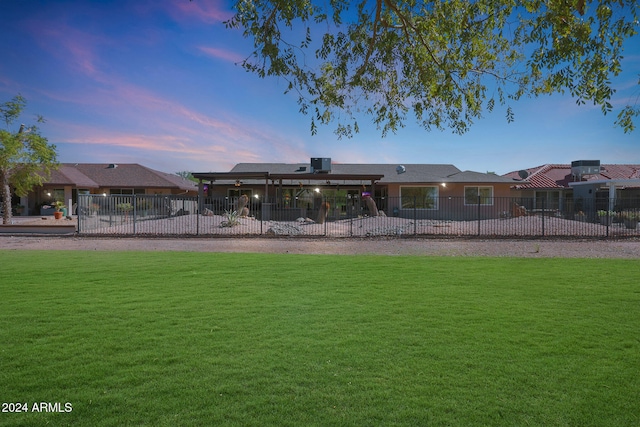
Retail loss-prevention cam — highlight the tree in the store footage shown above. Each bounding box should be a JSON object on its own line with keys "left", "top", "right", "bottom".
{"left": 175, "top": 171, "right": 197, "bottom": 182}
{"left": 0, "top": 95, "right": 58, "bottom": 224}
{"left": 225, "top": 0, "right": 639, "bottom": 137}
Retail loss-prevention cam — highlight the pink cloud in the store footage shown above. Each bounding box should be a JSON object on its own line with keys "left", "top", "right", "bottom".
{"left": 27, "top": 20, "right": 103, "bottom": 77}
{"left": 162, "top": 0, "right": 233, "bottom": 25}
{"left": 52, "top": 119, "right": 308, "bottom": 172}
{"left": 198, "top": 46, "right": 244, "bottom": 64}
{"left": 45, "top": 72, "right": 311, "bottom": 168}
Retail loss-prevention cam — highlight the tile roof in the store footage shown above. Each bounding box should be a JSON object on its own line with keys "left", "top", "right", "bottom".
{"left": 504, "top": 164, "right": 640, "bottom": 189}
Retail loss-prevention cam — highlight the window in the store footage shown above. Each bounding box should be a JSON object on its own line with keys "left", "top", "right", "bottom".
{"left": 110, "top": 188, "right": 145, "bottom": 195}
{"left": 464, "top": 186, "right": 493, "bottom": 205}
{"left": 50, "top": 189, "right": 65, "bottom": 202}
{"left": 400, "top": 186, "right": 438, "bottom": 209}
{"left": 535, "top": 191, "right": 560, "bottom": 210}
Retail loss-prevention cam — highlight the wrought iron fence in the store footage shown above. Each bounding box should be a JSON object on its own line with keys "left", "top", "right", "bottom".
{"left": 77, "top": 194, "right": 640, "bottom": 238}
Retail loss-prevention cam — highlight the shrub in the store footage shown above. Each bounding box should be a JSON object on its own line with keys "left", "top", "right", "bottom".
{"left": 220, "top": 210, "right": 240, "bottom": 227}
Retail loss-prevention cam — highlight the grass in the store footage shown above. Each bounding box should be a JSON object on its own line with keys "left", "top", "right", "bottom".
{"left": 0, "top": 250, "right": 639, "bottom": 426}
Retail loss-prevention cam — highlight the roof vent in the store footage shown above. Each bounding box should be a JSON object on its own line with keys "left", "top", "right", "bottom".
{"left": 310, "top": 158, "right": 331, "bottom": 173}
{"left": 108, "top": 163, "right": 118, "bottom": 169}
{"left": 571, "top": 160, "right": 600, "bottom": 181}
{"left": 396, "top": 165, "right": 406, "bottom": 174}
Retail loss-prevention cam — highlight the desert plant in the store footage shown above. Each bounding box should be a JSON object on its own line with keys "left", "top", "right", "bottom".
{"left": 116, "top": 202, "right": 133, "bottom": 212}
{"left": 220, "top": 210, "right": 240, "bottom": 227}
{"left": 53, "top": 200, "right": 66, "bottom": 212}
{"left": 116, "top": 202, "right": 133, "bottom": 223}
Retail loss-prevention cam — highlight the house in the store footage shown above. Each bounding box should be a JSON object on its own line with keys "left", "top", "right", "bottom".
{"left": 504, "top": 161, "right": 640, "bottom": 214}
{"left": 193, "top": 159, "right": 518, "bottom": 220}
{"left": 19, "top": 163, "right": 197, "bottom": 216}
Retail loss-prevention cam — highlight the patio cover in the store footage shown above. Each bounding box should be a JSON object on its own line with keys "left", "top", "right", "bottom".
{"left": 192, "top": 171, "right": 385, "bottom": 211}
{"left": 569, "top": 179, "right": 640, "bottom": 211}
{"left": 192, "top": 172, "right": 384, "bottom": 182}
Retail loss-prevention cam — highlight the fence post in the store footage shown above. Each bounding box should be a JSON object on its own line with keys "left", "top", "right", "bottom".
{"left": 77, "top": 195, "right": 82, "bottom": 234}
{"left": 606, "top": 202, "right": 610, "bottom": 238}
{"left": 350, "top": 195, "right": 353, "bottom": 236}
{"left": 196, "top": 194, "right": 200, "bottom": 235}
{"left": 413, "top": 196, "right": 417, "bottom": 235}
{"left": 477, "top": 195, "right": 481, "bottom": 236}
{"left": 132, "top": 196, "right": 137, "bottom": 235}
{"left": 541, "top": 197, "right": 545, "bottom": 237}
{"left": 324, "top": 195, "right": 328, "bottom": 237}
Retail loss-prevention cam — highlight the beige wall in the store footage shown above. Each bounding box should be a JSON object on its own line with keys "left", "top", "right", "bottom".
{"left": 385, "top": 183, "right": 515, "bottom": 220}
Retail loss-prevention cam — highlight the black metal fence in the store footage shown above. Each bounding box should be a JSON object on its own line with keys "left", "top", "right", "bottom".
{"left": 77, "top": 194, "right": 640, "bottom": 238}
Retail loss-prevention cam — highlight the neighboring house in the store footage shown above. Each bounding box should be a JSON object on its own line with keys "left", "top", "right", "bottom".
{"left": 20, "top": 163, "right": 197, "bottom": 215}
{"left": 194, "top": 160, "right": 518, "bottom": 220}
{"left": 504, "top": 161, "right": 640, "bottom": 213}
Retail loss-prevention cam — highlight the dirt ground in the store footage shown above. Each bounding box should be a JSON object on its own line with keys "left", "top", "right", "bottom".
{"left": 0, "top": 235, "right": 638, "bottom": 258}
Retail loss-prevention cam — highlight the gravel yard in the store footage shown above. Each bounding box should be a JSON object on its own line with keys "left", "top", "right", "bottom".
{"left": 1, "top": 234, "right": 638, "bottom": 258}
{"left": 2, "top": 213, "right": 639, "bottom": 258}
{"left": 66, "top": 213, "right": 639, "bottom": 237}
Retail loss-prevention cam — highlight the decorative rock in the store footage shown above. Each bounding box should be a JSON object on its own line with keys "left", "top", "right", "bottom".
{"left": 265, "top": 223, "right": 304, "bottom": 235}
{"left": 365, "top": 226, "right": 407, "bottom": 236}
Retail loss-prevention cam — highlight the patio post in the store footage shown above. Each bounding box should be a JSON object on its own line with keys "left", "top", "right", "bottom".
{"left": 197, "top": 179, "right": 204, "bottom": 214}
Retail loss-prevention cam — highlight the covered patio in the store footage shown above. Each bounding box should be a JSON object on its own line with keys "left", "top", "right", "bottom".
{"left": 192, "top": 171, "right": 385, "bottom": 219}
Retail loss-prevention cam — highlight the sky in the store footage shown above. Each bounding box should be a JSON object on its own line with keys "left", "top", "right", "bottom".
{"left": 1, "top": 0, "right": 639, "bottom": 176}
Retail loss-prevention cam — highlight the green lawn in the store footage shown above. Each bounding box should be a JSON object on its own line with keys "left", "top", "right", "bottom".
{"left": 0, "top": 250, "right": 638, "bottom": 426}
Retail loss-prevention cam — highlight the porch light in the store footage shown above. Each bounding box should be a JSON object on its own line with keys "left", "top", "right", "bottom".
{"left": 254, "top": 194, "right": 259, "bottom": 199}
{"left": 314, "top": 188, "right": 320, "bottom": 193}
{"left": 441, "top": 183, "right": 447, "bottom": 187}
{"left": 235, "top": 180, "right": 241, "bottom": 187}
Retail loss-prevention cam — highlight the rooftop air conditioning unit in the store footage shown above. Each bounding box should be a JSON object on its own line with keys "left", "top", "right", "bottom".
{"left": 571, "top": 160, "right": 600, "bottom": 180}
{"left": 311, "top": 157, "right": 331, "bottom": 173}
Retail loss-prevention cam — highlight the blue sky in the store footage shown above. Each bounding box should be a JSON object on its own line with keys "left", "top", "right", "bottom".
{"left": 1, "top": 0, "right": 638, "bottom": 176}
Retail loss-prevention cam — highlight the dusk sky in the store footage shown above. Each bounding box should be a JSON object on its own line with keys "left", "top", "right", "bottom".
{"left": 1, "top": 0, "right": 639, "bottom": 176}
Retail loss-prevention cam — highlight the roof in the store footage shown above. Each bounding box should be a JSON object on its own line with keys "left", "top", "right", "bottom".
{"left": 45, "top": 165, "right": 99, "bottom": 188}
{"left": 445, "top": 170, "right": 516, "bottom": 184}
{"left": 230, "top": 163, "right": 461, "bottom": 183}
{"left": 198, "top": 163, "right": 515, "bottom": 185}
{"left": 504, "top": 164, "right": 640, "bottom": 189}
{"left": 44, "top": 163, "right": 197, "bottom": 191}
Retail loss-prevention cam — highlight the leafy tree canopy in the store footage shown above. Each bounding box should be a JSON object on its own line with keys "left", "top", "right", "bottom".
{"left": 225, "top": 0, "right": 639, "bottom": 137}
{"left": 175, "top": 171, "right": 198, "bottom": 182}
{"left": 0, "top": 95, "right": 58, "bottom": 224}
